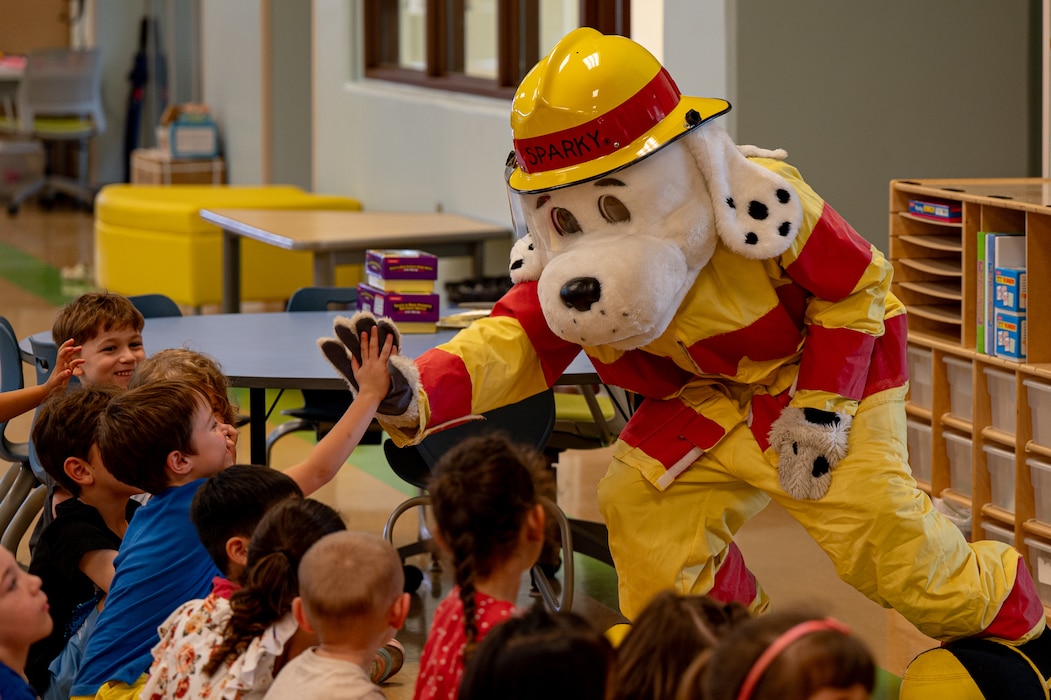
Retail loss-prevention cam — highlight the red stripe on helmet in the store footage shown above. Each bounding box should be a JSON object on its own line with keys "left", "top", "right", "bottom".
{"left": 513, "top": 67, "right": 682, "bottom": 175}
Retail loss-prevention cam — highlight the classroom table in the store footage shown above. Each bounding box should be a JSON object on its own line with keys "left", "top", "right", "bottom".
{"left": 198, "top": 208, "right": 513, "bottom": 314}
{"left": 25, "top": 311, "right": 598, "bottom": 465}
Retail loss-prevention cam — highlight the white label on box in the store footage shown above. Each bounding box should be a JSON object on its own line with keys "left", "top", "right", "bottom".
{"left": 172, "top": 125, "right": 217, "bottom": 155}
{"left": 1040, "top": 556, "right": 1051, "bottom": 585}
{"left": 373, "top": 296, "right": 385, "bottom": 315}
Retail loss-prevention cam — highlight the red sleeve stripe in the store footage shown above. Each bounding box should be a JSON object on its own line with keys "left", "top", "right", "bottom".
{"left": 786, "top": 203, "right": 872, "bottom": 302}
{"left": 862, "top": 312, "right": 908, "bottom": 397}
{"left": 416, "top": 349, "right": 474, "bottom": 426}
{"left": 796, "top": 325, "right": 876, "bottom": 400}
{"left": 491, "top": 282, "right": 582, "bottom": 386}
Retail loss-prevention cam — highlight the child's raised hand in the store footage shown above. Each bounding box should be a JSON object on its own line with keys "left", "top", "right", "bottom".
{"left": 44, "top": 338, "right": 85, "bottom": 396}
{"left": 351, "top": 326, "right": 395, "bottom": 402}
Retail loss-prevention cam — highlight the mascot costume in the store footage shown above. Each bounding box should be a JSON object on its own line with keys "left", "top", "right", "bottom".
{"left": 322, "top": 28, "right": 1045, "bottom": 645}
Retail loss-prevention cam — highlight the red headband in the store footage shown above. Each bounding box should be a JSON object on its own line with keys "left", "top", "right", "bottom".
{"left": 512, "top": 67, "right": 682, "bottom": 175}
{"left": 735, "top": 618, "right": 852, "bottom": 700}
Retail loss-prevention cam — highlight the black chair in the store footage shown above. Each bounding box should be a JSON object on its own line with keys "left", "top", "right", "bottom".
{"left": 264, "top": 286, "right": 370, "bottom": 464}
{"left": 382, "top": 389, "right": 578, "bottom": 611}
{"left": 0, "top": 316, "right": 46, "bottom": 554}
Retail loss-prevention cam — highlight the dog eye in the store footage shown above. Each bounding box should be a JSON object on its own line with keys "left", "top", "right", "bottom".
{"left": 598, "top": 195, "right": 630, "bottom": 223}
{"left": 551, "top": 208, "right": 582, "bottom": 236}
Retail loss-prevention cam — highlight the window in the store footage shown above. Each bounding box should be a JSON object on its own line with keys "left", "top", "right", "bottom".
{"left": 364, "top": 0, "right": 630, "bottom": 99}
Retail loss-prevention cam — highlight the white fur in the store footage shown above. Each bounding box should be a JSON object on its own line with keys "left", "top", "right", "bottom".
{"left": 768, "top": 407, "right": 852, "bottom": 500}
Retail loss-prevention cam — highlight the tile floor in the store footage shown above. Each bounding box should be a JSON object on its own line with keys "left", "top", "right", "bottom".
{"left": 0, "top": 203, "right": 938, "bottom": 699}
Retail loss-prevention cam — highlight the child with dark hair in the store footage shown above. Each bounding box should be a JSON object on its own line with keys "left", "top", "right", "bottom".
{"left": 678, "top": 610, "right": 876, "bottom": 700}
{"left": 265, "top": 531, "right": 410, "bottom": 700}
{"left": 413, "top": 432, "right": 551, "bottom": 700}
{"left": 614, "top": 591, "right": 751, "bottom": 700}
{"left": 458, "top": 603, "right": 615, "bottom": 700}
{"left": 26, "top": 384, "right": 142, "bottom": 699}
{"left": 71, "top": 326, "right": 393, "bottom": 700}
{"left": 143, "top": 497, "right": 345, "bottom": 699}
{"left": 0, "top": 546, "right": 54, "bottom": 700}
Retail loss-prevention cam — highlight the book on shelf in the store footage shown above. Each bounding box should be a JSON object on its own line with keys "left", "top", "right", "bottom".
{"left": 908, "top": 198, "right": 962, "bottom": 223}
{"left": 976, "top": 231, "right": 987, "bottom": 354}
{"left": 981, "top": 232, "right": 1025, "bottom": 355}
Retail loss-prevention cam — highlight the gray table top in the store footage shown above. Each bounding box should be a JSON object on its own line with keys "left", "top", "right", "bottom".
{"left": 26, "top": 311, "right": 597, "bottom": 391}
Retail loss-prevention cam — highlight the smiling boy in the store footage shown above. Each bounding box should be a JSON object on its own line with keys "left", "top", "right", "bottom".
{"left": 52, "top": 292, "right": 146, "bottom": 388}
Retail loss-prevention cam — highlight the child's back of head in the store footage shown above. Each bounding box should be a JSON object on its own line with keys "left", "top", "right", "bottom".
{"left": 203, "top": 498, "right": 346, "bottom": 677}
{"left": 684, "top": 610, "right": 875, "bottom": 700}
{"left": 190, "top": 465, "right": 304, "bottom": 578}
{"left": 427, "top": 432, "right": 551, "bottom": 656}
{"left": 32, "top": 384, "right": 123, "bottom": 498}
{"left": 614, "top": 591, "right": 751, "bottom": 700}
{"left": 96, "top": 379, "right": 212, "bottom": 494}
{"left": 458, "top": 604, "right": 614, "bottom": 700}
{"left": 297, "top": 530, "right": 405, "bottom": 638}
{"left": 129, "top": 348, "right": 238, "bottom": 425}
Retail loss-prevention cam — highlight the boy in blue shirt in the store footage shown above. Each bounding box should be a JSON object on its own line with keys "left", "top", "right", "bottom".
{"left": 71, "top": 326, "right": 393, "bottom": 700}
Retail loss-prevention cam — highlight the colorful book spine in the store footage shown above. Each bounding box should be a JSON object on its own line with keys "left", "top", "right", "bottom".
{"left": 984, "top": 233, "right": 1025, "bottom": 355}
{"left": 976, "top": 231, "right": 986, "bottom": 354}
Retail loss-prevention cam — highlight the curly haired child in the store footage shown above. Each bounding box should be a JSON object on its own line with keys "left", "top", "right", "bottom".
{"left": 677, "top": 610, "right": 875, "bottom": 700}
{"left": 614, "top": 591, "right": 751, "bottom": 700}
{"left": 413, "top": 432, "right": 552, "bottom": 700}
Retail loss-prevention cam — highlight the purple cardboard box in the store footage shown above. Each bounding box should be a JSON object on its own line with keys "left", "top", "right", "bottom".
{"left": 356, "top": 283, "right": 439, "bottom": 331}
{"left": 365, "top": 249, "right": 438, "bottom": 281}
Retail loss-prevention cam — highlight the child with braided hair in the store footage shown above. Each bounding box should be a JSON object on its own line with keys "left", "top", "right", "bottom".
{"left": 413, "top": 432, "right": 551, "bottom": 700}
{"left": 143, "top": 496, "right": 346, "bottom": 699}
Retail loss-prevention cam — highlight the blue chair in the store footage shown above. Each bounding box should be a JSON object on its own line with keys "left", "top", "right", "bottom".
{"left": 128, "top": 293, "right": 182, "bottom": 318}
{"left": 264, "top": 286, "right": 367, "bottom": 464}
{"left": 0, "top": 316, "right": 46, "bottom": 554}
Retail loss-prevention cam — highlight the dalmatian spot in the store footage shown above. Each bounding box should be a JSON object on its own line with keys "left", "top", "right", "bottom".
{"left": 726, "top": 197, "right": 735, "bottom": 209}
{"left": 812, "top": 455, "right": 831, "bottom": 478}
{"left": 745, "top": 232, "right": 759, "bottom": 246}
{"left": 777, "top": 188, "right": 791, "bottom": 204}
{"left": 778, "top": 222, "right": 792, "bottom": 237}
{"left": 748, "top": 200, "right": 769, "bottom": 220}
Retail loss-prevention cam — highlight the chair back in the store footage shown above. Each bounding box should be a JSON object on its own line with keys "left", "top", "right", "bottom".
{"left": 28, "top": 335, "right": 59, "bottom": 386}
{"left": 0, "top": 316, "right": 30, "bottom": 464}
{"left": 16, "top": 48, "right": 105, "bottom": 135}
{"left": 286, "top": 286, "right": 358, "bottom": 312}
{"left": 384, "top": 389, "right": 556, "bottom": 490}
{"left": 129, "top": 293, "right": 182, "bottom": 318}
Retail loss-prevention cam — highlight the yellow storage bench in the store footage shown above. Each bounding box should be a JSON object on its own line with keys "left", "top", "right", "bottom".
{"left": 94, "top": 185, "right": 363, "bottom": 308}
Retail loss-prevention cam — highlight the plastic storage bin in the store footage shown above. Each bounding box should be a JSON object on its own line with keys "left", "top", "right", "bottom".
{"left": 906, "top": 419, "right": 932, "bottom": 484}
{"left": 982, "top": 443, "right": 1015, "bottom": 512}
{"left": 1029, "top": 456, "right": 1051, "bottom": 524}
{"left": 943, "top": 430, "right": 973, "bottom": 497}
{"left": 981, "top": 521, "right": 1015, "bottom": 547}
{"left": 1025, "top": 537, "right": 1051, "bottom": 605}
{"left": 983, "top": 367, "right": 1017, "bottom": 434}
{"left": 943, "top": 356, "right": 973, "bottom": 422}
{"left": 1025, "top": 379, "right": 1051, "bottom": 448}
{"left": 907, "top": 345, "right": 933, "bottom": 410}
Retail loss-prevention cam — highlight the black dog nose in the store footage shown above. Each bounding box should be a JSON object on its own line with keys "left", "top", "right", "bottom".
{"left": 560, "top": 277, "right": 602, "bottom": 312}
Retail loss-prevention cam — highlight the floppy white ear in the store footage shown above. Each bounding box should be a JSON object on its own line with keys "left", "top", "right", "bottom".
{"left": 509, "top": 233, "right": 543, "bottom": 284}
{"left": 684, "top": 126, "right": 802, "bottom": 260}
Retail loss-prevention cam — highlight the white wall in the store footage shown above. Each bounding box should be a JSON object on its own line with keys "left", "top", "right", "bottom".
{"left": 200, "top": 0, "right": 265, "bottom": 184}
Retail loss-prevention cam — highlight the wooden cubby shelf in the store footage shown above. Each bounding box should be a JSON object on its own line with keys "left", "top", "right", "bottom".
{"left": 894, "top": 178, "right": 1051, "bottom": 607}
